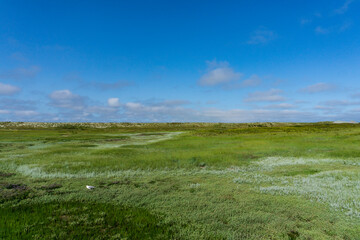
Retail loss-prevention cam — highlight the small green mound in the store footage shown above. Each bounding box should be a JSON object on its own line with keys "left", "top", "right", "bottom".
{"left": 0, "top": 201, "right": 175, "bottom": 239}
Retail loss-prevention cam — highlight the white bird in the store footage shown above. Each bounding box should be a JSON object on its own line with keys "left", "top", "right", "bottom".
{"left": 86, "top": 185, "right": 95, "bottom": 190}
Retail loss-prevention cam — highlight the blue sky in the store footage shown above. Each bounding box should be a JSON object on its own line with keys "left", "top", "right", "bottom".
{"left": 1, "top": 0, "right": 360, "bottom": 122}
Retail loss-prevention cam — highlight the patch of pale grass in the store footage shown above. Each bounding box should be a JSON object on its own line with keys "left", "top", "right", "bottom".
{"left": 256, "top": 156, "right": 340, "bottom": 169}
{"left": 189, "top": 183, "right": 201, "bottom": 188}
{"left": 233, "top": 156, "right": 360, "bottom": 218}
{"left": 259, "top": 171, "right": 360, "bottom": 217}
{"left": 94, "top": 132, "right": 183, "bottom": 149}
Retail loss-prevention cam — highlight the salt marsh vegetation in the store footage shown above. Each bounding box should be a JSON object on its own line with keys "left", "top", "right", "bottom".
{"left": 1, "top": 122, "right": 360, "bottom": 239}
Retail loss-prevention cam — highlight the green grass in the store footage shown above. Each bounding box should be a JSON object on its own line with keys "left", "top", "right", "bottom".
{"left": 1, "top": 122, "right": 360, "bottom": 239}
{"left": 0, "top": 202, "right": 174, "bottom": 239}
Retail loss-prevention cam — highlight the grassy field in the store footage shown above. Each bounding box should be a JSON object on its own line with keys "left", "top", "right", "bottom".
{"left": 1, "top": 122, "right": 360, "bottom": 239}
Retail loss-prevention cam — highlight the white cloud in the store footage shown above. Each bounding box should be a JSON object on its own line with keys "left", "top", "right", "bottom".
{"left": 221, "top": 74, "right": 263, "bottom": 90}
{"left": 136, "top": 99, "right": 190, "bottom": 107}
{"left": 0, "top": 82, "right": 21, "bottom": 95}
{"left": 49, "top": 89, "right": 86, "bottom": 110}
{"left": 108, "top": 98, "right": 121, "bottom": 107}
{"left": 125, "top": 102, "right": 143, "bottom": 109}
{"left": 315, "top": 100, "right": 360, "bottom": 114}
{"left": 0, "top": 66, "right": 41, "bottom": 80}
{"left": 300, "top": 18, "right": 312, "bottom": 25}
{"left": 199, "top": 61, "right": 242, "bottom": 86}
{"left": 206, "top": 100, "right": 217, "bottom": 105}
{"left": 161, "top": 100, "right": 190, "bottom": 106}
{"left": 314, "top": 99, "right": 360, "bottom": 115}
{"left": 315, "top": 26, "right": 330, "bottom": 34}
{"left": 334, "top": 0, "right": 354, "bottom": 14}
{"left": 300, "top": 83, "right": 336, "bottom": 93}
{"left": 10, "top": 52, "right": 27, "bottom": 62}
{"left": 200, "top": 108, "right": 315, "bottom": 122}
{"left": 0, "top": 110, "right": 10, "bottom": 114}
{"left": 322, "top": 100, "right": 360, "bottom": 106}
{"left": 121, "top": 102, "right": 194, "bottom": 122}
{"left": 315, "top": 105, "right": 335, "bottom": 111}
{"left": 47, "top": 91, "right": 122, "bottom": 121}
{"left": 0, "top": 98, "right": 36, "bottom": 110}
{"left": 83, "top": 80, "right": 132, "bottom": 90}
{"left": 198, "top": 61, "right": 263, "bottom": 90}
{"left": 247, "top": 27, "right": 277, "bottom": 45}
{"left": 241, "top": 75, "right": 261, "bottom": 87}
{"left": 244, "top": 89, "right": 285, "bottom": 102}
{"left": 0, "top": 109, "right": 40, "bottom": 121}
{"left": 264, "top": 103, "right": 295, "bottom": 109}
{"left": 315, "top": 22, "right": 352, "bottom": 34}
{"left": 14, "top": 110, "right": 38, "bottom": 116}
{"left": 352, "top": 92, "right": 360, "bottom": 98}
{"left": 339, "top": 21, "right": 352, "bottom": 32}
{"left": 86, "top": 106, "right": 118, "bottom": 115}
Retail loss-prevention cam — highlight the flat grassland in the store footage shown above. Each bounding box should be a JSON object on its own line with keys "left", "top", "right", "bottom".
{"left": 1, "top": 122, "right": 360, "bottom": 239}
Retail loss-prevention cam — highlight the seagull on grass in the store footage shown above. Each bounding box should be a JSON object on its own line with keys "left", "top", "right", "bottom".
{"left": 86, "top": 185, "right": 95, "bottom": 190}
